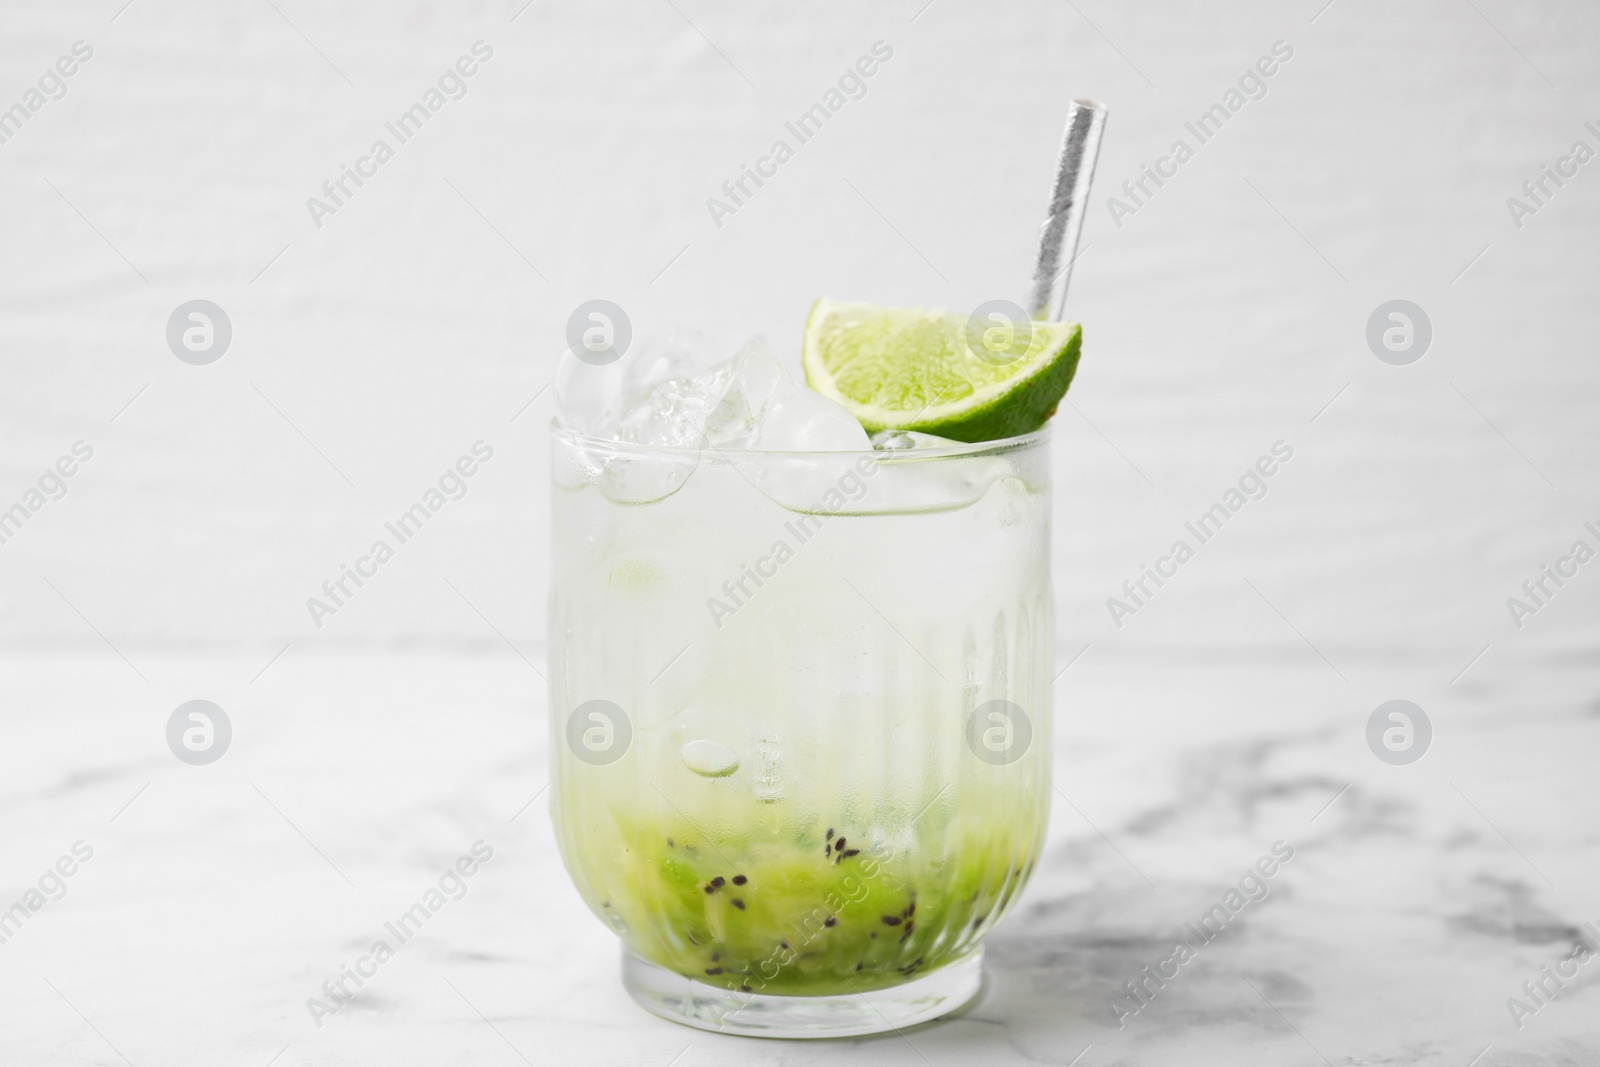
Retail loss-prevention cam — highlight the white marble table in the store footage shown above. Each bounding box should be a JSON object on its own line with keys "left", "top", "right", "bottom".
{"left": 3, "top": 648, "right": 1594, "bottom": 1066}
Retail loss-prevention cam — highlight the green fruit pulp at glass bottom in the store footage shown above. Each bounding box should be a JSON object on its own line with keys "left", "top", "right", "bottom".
{"left": 585, "top": 819, "right": 1035, "bottom": 996}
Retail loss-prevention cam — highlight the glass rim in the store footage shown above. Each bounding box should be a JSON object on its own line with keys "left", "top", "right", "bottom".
{"left": 550, "top": 418, "right": 1051, "bottom": 461}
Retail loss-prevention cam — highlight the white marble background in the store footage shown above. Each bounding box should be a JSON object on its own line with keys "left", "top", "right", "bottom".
{"left": 1, "top": 0, "right": 1597, "bottom": 1064}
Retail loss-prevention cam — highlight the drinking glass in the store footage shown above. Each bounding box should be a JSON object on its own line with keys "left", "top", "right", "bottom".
{"left": 548, "top": 422, "right": 1053, "bottom": 1037}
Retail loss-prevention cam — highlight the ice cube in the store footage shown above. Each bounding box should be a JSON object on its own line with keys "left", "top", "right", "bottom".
{"left": 702, "top": 339, "right": 786, "bottom": 448}
{"left": 619, "top": 329, "right": 731, "bottom": 401}
{"left": 557, "top": 330, "right": 734, "bottom": 443}
{"left": 554, "top": 347, "right": 626, "bottom": 438}
{"left": 556, "top": 359, "right": 701, "bottom": 503}
{"left": 616, "top": 364, "right": 734, "bottom": 448}
{"left": 612, "top": 332, "right": 786, "bottom": 451}
{"left": 738, "top": 407, "right": 874, "bottom": 512}
{"left": 755, "top": 365, "right": 871, "bottom": 452}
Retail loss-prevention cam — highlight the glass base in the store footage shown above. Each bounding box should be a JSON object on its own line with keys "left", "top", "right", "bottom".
{"left": 621, "top": 946, "right": 984, "bottom": 1038}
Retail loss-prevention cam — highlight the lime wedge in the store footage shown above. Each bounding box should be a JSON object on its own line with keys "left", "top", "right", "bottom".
{"left": 802, "top": 298, "right": 1082, "bottom": 443}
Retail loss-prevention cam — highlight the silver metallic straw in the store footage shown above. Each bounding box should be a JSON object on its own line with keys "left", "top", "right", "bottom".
{"left": 1025, "top": 99, "right": 1107, "bottom": 322}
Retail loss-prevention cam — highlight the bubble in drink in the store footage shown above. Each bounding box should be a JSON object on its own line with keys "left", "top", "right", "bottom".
{"left": 681, "top": 739, "right": 740, "bottom": 777}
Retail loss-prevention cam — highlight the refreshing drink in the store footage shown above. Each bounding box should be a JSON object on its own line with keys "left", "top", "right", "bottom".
{"left": 548, "top": 89, "right": 1103, "bottom": 1038}
{"left": 549, "top": 334, "right": 1059, "bottom": 1036}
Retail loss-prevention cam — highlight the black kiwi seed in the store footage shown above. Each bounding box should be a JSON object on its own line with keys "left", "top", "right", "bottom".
{"left": 711, "top": 953, "right": 720, "bottom": 962}
{"left": 710, "top": 876, "right": 725, "bottom": 888}
{"left": 704, "top": 885, "right": 716, "bottom": 894}
{"left": 842, "top": 849, "right": 860, "bottom": 859}
{"left": 904, "top": 903, "right": 915, "bottom": 917}
{"left": 881, "top": 915, "right": 902, "bottom": 926}
{"left": 741, "top": 984, "right": 752, "bottom": 992}
{"left": 780, "top": 940, "right": 789, "bottom": 949}
{"left": 856, "top": 962, "right": 864, "bottom": 971}
{"left": 667, "top": 837, "right": 675, "bottom": 847}
{"left": 834, "top": 837, "right": 846, "bottom": 851}
{"left": 826, "top": 828, "right": 835, "bottom": 840}
{"left": 705, "top": 967, "right": 724, "bottom": 975}
{"left": 732, "top": 898, "right": 746, "bottom": 909}
{"left": 824, "top": 916, "right": 837, "bottom": 927}
{"left": 732, "top": 875, "right": 747, "bottom": 885}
